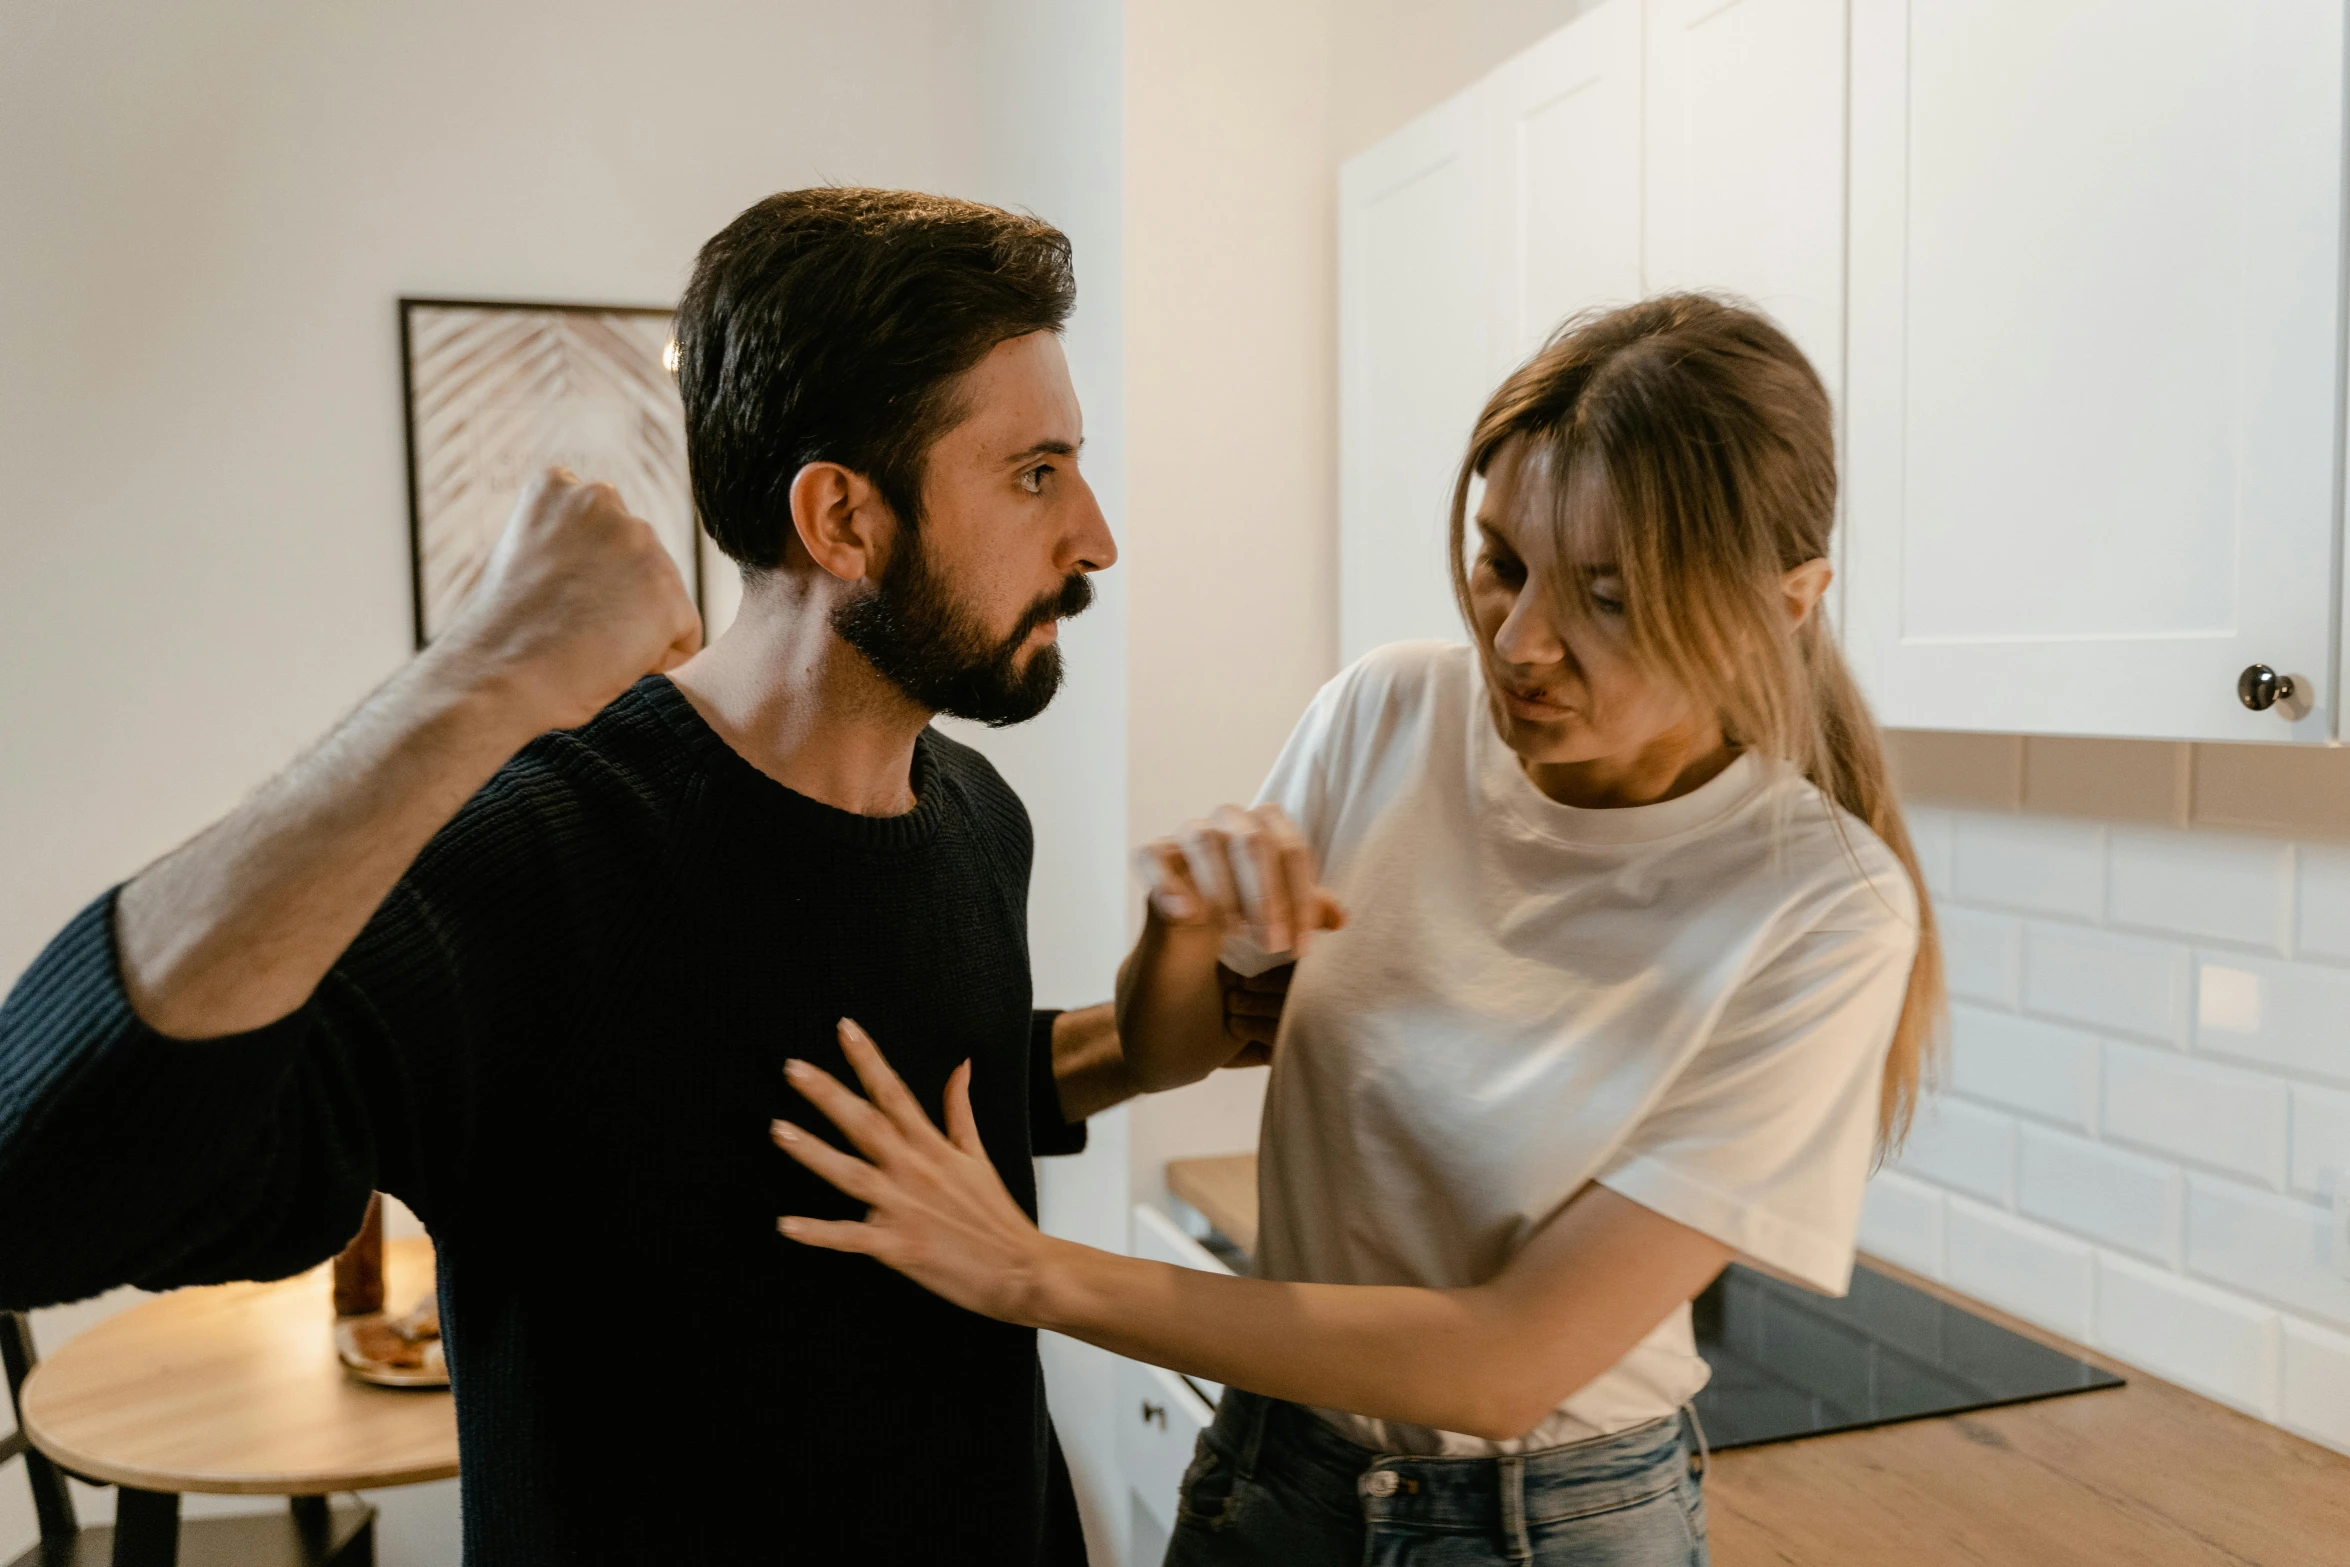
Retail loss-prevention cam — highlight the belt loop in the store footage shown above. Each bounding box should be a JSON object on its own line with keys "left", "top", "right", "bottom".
{"left": 1496, "top": 1452, "right": 1532, "bottom": 1563}
{"left": 1681, "top": 1403, "right": 1711, "bottom": 1482}
{"left": 1233, "top": 1390, "right": 1271, "bottom": 1482}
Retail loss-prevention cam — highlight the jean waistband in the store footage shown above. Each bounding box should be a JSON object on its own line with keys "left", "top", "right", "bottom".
{"left": 1207, "top": 1390, "right": 1701, "bottom": 1541}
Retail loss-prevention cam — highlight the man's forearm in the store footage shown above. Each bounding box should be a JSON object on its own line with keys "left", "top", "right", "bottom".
{"left": 1049, "top": 1003, "right": 1136, "bottom": 1122}
{"left": 1110, "top": 918, "right": 1240, "bottom": 1092}
{"left": 112, "top": 471, "right": 702, "bottom": 1042}
{"left": 115, "top": 649, "right": 546, "bottom": 1040}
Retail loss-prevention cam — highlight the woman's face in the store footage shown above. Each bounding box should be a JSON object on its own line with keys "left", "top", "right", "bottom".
{"left": 1465, "top": 437, "right": 1712, "bottom": 772}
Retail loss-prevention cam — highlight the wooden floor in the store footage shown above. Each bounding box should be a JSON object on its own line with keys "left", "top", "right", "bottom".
{"left": 1166, "top": 1154, "right": 2350, "bottom": 1567}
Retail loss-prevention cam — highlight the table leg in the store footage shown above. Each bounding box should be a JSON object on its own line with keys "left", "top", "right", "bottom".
{"left": 291, "top": 1493, "right": 330, "bottom": 1549}
{"left": 111, "top": 1487, "right": 179, "bottom": 1567}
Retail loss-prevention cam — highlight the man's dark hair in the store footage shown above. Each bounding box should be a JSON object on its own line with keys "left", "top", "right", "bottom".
{"left": 675, "top": 187, "right": 1076, "bottom": 570}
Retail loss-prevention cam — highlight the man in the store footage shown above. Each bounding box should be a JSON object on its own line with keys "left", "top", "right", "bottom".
{"left": 0, "top": 189, "right": 1157, "bottom": 1562}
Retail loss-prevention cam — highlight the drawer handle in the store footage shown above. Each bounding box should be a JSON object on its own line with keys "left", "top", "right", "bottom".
{"left": 2239, "top": 664, "right": 2297, "bottom": 713}
{"left": 1140, "top": 1401, "right": 1167, "bottom": 1429}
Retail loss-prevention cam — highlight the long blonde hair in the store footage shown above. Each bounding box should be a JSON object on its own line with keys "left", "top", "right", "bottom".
{"left": 1448, "top": 294, "right": 1944, "bottom": 1155}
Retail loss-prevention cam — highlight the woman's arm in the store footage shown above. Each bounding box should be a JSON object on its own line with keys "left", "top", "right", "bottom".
{"left": 775, "top": 1022, "right": 1731, "bottom": 1443}
{"left": 1115, "top": 806, "right": 1344, "bottom": 1091}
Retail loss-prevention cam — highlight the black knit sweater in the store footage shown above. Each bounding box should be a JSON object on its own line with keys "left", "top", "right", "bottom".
{"left": 0, "top": 676, "right": 1090, "bottom": 1564}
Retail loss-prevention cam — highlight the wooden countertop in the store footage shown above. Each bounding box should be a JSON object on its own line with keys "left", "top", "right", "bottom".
{"left": 1166, "top": 1153, "right": 2350, "bottom": 1567}
{"left": 21, "top": 1236, "right": 460, "bottom": 1495}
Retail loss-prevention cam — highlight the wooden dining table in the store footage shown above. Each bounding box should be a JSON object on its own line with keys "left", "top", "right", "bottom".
{"left": 18, "top": 1236, "right": 458, "bottom": 1566}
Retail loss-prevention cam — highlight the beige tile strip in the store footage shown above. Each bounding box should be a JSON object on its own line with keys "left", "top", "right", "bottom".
{"left": 1886, "top": 730, "right": 2350, "bottom": 842}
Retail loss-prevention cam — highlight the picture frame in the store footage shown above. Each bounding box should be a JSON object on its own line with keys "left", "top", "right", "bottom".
{"left": 398, "top": 297, "right": 703, "bottom": 649}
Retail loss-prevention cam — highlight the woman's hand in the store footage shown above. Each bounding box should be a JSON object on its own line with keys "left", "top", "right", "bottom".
{"left": 773, "top": 1019, "right": 1060, "bottom": 1325}
{"left": 1136, "top": 804, "right": 1346, "bottom": 959}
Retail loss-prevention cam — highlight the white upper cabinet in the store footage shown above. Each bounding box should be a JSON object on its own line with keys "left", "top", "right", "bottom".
{"left": 1483, "top": 0, "right": 1644, "bottom": 375}
{"left": 1643, "top": 0, "right": 1849, "bottom": 402}
{"left": 1339, "top": 90, "right": 1491, "bottom": 664}
{"left": 1843, "top": 0, "right": 2346, "bottom": 742}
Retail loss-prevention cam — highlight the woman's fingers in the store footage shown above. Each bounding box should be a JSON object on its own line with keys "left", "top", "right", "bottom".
{"left": 942, "top": 1061, "right": 983, "bottom": 1158}
{"left": 770, "top": 1118, "right": 884, "bottom": 1203}
{"left": 1136, "top": 840, "right": 1210, "bottom": 925}
{"left": 776, "top": 1215, "right": 882, "bottom": 1254}
{"left": 782, "top": 1056, "right": 903, "bottom": 1164}
{"left": 1214, "top": 805, "right": 1291, "bottom": 952}
{"left": 835, "top": 1019, "right": 942, "bottom": 1147}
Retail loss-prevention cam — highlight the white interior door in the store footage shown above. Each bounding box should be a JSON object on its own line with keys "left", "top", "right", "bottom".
{"left": 1339, "top": 90, "right": 1490, "bottom": 664}
{"left": 1644, "top": 0, "right": 1849, "bottom": 403}
{"left": 1844, "top": 0, "right": 2345, "bottom": 742}
{"left": 1484, "top": 0, "right": 1645, "bottom": 376}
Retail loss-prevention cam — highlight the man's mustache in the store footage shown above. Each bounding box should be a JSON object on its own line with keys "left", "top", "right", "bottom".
{"left": 1007, "top": 572, "right": 1094, "bottom": 645}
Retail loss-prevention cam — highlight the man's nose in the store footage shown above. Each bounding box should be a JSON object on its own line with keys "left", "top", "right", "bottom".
{"left": 1064, "top": 471, "right": 1118, "bottom": 574}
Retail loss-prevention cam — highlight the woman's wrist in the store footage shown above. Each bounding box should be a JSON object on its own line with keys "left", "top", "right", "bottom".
{"left": 1005, "top": 1232, "right": 1095, "bottom": 1334}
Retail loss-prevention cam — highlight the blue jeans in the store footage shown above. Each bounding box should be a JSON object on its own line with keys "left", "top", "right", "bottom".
{"left": 1163, "top": 1390, "right": 1709, "bottom": 1566}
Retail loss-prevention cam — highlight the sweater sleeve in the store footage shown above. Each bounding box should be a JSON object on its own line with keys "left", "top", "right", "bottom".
{"left": 1026, "top": 1009, "right": 1087, "bottom": 1158}
{"left": 0, "top": 730, "right": 665, "bottom": 1309}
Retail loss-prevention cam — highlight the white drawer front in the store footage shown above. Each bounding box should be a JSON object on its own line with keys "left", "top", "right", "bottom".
{"left": 1117, "top": 1356, "right": 1215, "bottom": 1535}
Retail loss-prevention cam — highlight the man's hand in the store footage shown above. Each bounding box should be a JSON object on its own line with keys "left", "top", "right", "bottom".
{"left": 430, "top": 467, "right": 705, "bottom": 732}
{"left": 115, "top": 467, "right": 703, "bottom": 1040}
{"left": 1217, "top": 963, "right": 1293, "bottom": 1068}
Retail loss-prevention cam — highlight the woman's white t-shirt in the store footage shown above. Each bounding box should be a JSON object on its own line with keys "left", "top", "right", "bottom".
{"left": 1222, "top": 641, "right": 1920, "bottom": 1456}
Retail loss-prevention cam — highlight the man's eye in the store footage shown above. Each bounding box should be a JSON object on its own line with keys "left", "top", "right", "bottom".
{"left": 1020, "top": 465, "right": 1052, "bottom": 494}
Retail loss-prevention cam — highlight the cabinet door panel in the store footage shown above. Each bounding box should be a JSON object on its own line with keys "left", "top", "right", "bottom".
{"left": 1485, "top": 0, "right": 1644, "bottom": 375}
{"left": 1846, "top": 0, "right": 2343, "bottom": 741}
{"left": 1340, "top": 93, "right": 1489, "bottom": 663}
{"left": 1645, "top": 0, "right": 1848, "bottom": 401}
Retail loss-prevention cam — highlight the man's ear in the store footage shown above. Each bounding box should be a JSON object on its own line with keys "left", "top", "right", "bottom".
{"left": 1781, "top": 556, "right": 1833, "bottom": 629}
{"left": 788, "top": 461, "right": 895, "bottom": 583}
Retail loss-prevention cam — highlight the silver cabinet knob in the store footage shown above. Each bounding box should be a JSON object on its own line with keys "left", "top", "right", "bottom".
{"left": 2238, "top": 665, "right": 2296, "bottom": 712}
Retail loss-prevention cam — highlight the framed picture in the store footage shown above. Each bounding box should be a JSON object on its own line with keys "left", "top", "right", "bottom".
{"left": 398, "top": 298, "right": 702, "bottom": 648}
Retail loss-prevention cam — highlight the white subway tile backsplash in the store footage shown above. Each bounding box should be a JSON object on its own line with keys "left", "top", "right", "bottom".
{"left": 2023, "top": 922, "right": 2188, "bottom": 1044}
{"left": 1908, "top": 807, "right": 1954, "bottom": 897}
{"left": 2103, "top": 1042, "right": 2288, "bottom": 1188}
{"left": 1947, "top": 1006, "right": 2101, "bottom": 1131}
{"left": 1921, "top": 808, "right": 2350, "bottom": 1453}
{"left": 1941, "top": 906, "right": 2023, "bottom": 1008}
{"left": 2094, "top": 1252, "right": 2280, "bottom": 1418}
{"left": 1896, "top": 1099, "right": 2018, "bottom": 1206}
{"left": 2290, "top": 1085, "right": 2350, "bottom": 1203}
{"left": 2108, "top": 829, "right": 2290, "bottom": 949}
{"left": 2193, "top": 953, "right": 2350, "bottom": 1087}
{"left": 1945, "top": 1198, "right": 2095, "bottom": 1340}
{"left": 2295, "top": 844, "right": 2350, "bottom": 964}
{"left": 2187, "top": 1179, "right": 2350, "bottom": 1331}
{"left": 1951, "top": 815, "right": 2104, "bottom": 920}
{"left": 2018, "top": 1127, "right": 2183, "bottom": 1264}
{"left": 2281, "top": 1318, "right": 2350, "bottom": 1454}
{"left": 1859, "top": 1170, "right": 1945, "bottom": 1277}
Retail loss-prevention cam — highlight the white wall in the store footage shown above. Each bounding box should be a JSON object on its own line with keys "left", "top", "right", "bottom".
{"left": 1865, "top": 806, "right": 2350, "bottom": 1456}
{"left": 0, "top": 1, "right": 1138, "bottom": 1560}
{"left": 1120, "top": 0, "right": 1342, "bottom": 1217}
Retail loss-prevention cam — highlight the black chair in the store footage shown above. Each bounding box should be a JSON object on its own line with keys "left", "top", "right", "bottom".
{"left": 1, "top": 1311, "right": 374, "bottom": 1567}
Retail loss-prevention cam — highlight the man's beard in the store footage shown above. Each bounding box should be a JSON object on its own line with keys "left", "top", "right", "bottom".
{"left": 830, "top": 530, "right": 1093, "bottom": 727}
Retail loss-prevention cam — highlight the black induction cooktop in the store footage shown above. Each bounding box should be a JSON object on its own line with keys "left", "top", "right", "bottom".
{"left": 1690, "top": 1260, "right": 2123, "bottom": 1448}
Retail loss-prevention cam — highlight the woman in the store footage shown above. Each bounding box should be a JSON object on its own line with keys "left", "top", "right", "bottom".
{"left": 771, "top": 295, "right": 1944, "bottom": 1565}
